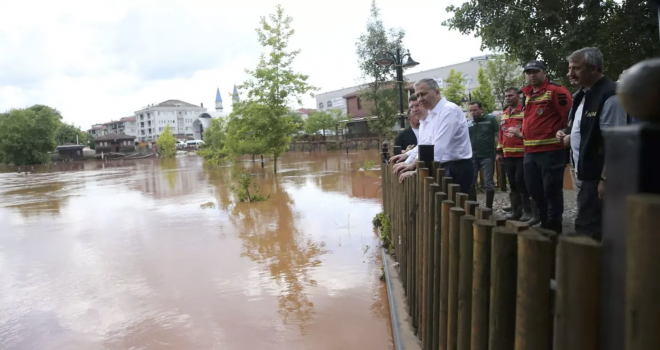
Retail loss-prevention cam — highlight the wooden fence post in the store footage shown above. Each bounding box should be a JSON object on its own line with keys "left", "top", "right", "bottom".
{"left": 424, "top": 182, "right": 440, "bottom": 350}
{"left": 515, "top": 230, "right": 553, "bottom": 350}
{"left": 448, "top": 184, "right": 461, "bottom": 211}
{"left": 506, "top": 220, "right": 529, "bottom": 232}
{"left": 447, "top": 207, "right": 466, "bottom": 350}
{"left": 489, "top": 227, "right": 518, "bottom": 350}
{"left": 471, "top": 220, "right": 496, "bottom": 350}
{"left": 442, "top": 177, "right": 453, "bottom": 195}
{"left": 439, "top": 198, "right": 454, "bottom": 350}
{"left": 415, "top": 165, "right": 430, "bottom": 333}
{"left": 476, "top": 207, "right": 492, "bottom": 221}
{"left": 465, "top": 200, "right": 479, "bottom": 216}
{"left": 421, "top": 175, "right": 434, "bottom": 347}
{"left": 490, "top": 215, "right": 507, "bottom": 227}
{"left": 554, "top": 236, "right": 602, "bottom": 350}
{"left": 456, "top": 192, "right": 468, "bottom": 210}
{"left": 457, "top": 215, "right": 477, "bottom": 350}
{"left": 432, "top": 191, "right": 448, "bottom": 350}
{"left": 626, "top": 194, "right": 660, "bottom": 350}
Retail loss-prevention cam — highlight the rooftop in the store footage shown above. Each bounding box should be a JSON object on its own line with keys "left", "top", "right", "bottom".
{"left": 154, "top": 99, "right": 200, "bottom": 108}
{"left": 95, "top": 132, "right": 137, "bottom": 141}
{"left": 121, "top": 116, "right": 136, "bottom": 122}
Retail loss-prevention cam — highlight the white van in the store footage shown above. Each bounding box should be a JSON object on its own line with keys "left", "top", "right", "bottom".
{"left": 186, "top": 140, "right": 204, "bottom": 147}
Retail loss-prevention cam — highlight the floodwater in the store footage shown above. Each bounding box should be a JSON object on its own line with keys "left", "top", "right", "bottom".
{"left": 0, "top": 151, "right": 393, "bottom": 350}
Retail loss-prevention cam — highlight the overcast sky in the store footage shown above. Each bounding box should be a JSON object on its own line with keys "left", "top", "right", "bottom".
{"left": 0, "top": 0, "right": 485, "bottom": 130}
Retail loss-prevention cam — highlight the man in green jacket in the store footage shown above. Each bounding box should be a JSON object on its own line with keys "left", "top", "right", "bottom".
{"left": 468, "top": 101, "right": 500, "bottom": 208}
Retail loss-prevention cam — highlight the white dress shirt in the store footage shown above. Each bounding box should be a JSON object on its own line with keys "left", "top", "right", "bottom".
{"left": 405, "top": 97, "right": 473, "bottom": 165}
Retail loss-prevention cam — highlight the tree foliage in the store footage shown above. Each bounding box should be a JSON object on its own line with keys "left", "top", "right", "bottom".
{"left": 356, "top": 0, "right": 407, "bottom": 140}
{"left": 304, "top": 111, "right": 337, "bottom": 136}
{"left": 0, "top": 107, "right": 59, "bottom": 165}
{"left": 199, "top": 118, "right": 230, "bottom": 167}
{"left": 233, "top": 5, "right": 317, "bottom": 173}
{"left": 484, "top": 55, "right": 526, "bottom": 108}
{"left": 156, "top": 125, "right": 177, "bottom": 158}
{"left": 55, "top": 123, "right": 87, "bottom": 146}
{"left": 443, "top": 69, "right": 466, "bottom": 104}
{"left": 443, "top": 0, "right": 660, "bottom": 87}
{"left": 471, "top": 66, "right": 497, "bottom": 114}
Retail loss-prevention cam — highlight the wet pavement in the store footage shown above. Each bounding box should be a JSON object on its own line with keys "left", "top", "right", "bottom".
{"left": 0, "top": 151, "right": 393, "bottom": 350}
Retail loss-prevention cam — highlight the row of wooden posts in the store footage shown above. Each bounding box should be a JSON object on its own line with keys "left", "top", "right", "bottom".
{"left": 380, "top": 143, "right": 660, "bottom": 350}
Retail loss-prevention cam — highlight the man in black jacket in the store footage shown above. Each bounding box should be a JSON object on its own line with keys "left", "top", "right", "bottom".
{"left": 555, "top": 47, "right": 627, "bottom": 240}
{"left": 394, "top": 94, "right": 421, "bottom": 152}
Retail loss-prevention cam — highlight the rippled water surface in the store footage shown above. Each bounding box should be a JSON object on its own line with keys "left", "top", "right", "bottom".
{"left": 0, "top": 151, "right": 392, "bottom": 350}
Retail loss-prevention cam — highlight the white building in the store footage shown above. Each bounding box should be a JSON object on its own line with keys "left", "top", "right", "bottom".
{"left": 315, "top": 55, "right": 494, "bottom": 115}
{"left": 135, "top": 87, "right": 234, "bottom": 142}
{"left": 121, "top": 116, "right": 138, "bottom": 137}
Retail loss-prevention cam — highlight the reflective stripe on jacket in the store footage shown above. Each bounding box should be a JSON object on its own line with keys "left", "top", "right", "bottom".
{"left": 497, "top": 104, "right": 525, "bottom": 158}
{"left": 521, "top": 79, "right": 573, "bottom": 153}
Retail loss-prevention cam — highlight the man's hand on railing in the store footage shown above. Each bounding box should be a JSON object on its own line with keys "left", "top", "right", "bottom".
{"left": 389, "top": 153, "right": 408, "bottom": 164}
{"left": 394, "top": 161, "right": 416, "bottom": 176}
{"left": 399, "top": 170, "right": 416, "bottom": 183}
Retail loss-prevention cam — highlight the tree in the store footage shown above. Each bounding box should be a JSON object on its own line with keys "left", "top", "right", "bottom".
{"left": 55, "top": 123, "right": 87, "bottom": 145}
{"left": 356, "top": 0, "right": 407, "bottom": 141}
{"left": 289, "top": 112, "right": 305, "bottom": 135}
{"left": 0, "top": 107, "right": 59, "bottom": 165}
{"left": 484, "top": 55, "right": 526, "bottom": 108}
{"left": 198, "top": 118, "right": 230, "bottom": 167}
{"left": 443, "top": 0, "right": 659, "bottom": 87}
{"left": 87, "top": 133, "right": 96, "bottom": 150}
{"left": 443, "top": 69, "right": 466, "bottom": 104}
{"left": 470, "top": 66, "right": 497, "bottom": 113}
{"left": 156, "top": 125, "right": 177, "bottom": 158}
{"left": 304, "top": 111, "right": 336, "bottom": 136}
{"left": 235, "top": 5, "right": 317, "bottom": 173}
{"left": 223, "top": 111, "right": 267, "bottom": 162}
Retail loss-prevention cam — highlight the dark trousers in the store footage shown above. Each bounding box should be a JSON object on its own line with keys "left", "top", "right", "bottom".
{"left": 524, "top": 150, "right": 566, "bottom": 227}
{"left": 442, "top": 158, "right": 474, "bottom": 195}
{"left": 504, "top": 157, "right": 527, "bottom": 195}
{"left": 575, "top": 180, "right": 602, "bottom": 240}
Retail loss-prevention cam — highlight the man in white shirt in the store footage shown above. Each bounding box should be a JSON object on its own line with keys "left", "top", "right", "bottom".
{"left": 390, "top": 78, "right": 474, "bottom": 194}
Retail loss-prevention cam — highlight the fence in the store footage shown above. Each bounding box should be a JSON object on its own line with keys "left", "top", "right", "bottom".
{"left": 380, "top": 143, "right": 660, "bottom": 350}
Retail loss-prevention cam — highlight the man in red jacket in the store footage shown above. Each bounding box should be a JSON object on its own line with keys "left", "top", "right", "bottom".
{"left": 497, "top": 87, "right": 532, "bottom": 222}
{"left": 507, "top": 60, "right": 572, "bottom": 233}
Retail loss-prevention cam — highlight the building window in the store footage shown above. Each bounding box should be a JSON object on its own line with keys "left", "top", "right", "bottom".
{"left": 357, "top": 97, "right": 362, "bottom": 110}
{"left": 319, "top": 102, "right": 324, "bottom": 109}
{"left": 327, "top": 100, "right": 332, "bottom": 108}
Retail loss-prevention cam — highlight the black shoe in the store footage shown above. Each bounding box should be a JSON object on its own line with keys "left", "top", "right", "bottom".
{"left": 486, "top": 190, "right": 495, "bottom": 209}
{"left": 503, "top": 206, "right": 512, "bottom": 212}
{"left": 519, "top": 195, "right": 533, "bottom": 222}
{"left": 505, "top": 192, "right": 522, "bottom": 220}
{"left": 525, "top": 200, "right": 541, "bottom": 226}
{"left": 547, "top": 220, "right": 563, "bottom": 234}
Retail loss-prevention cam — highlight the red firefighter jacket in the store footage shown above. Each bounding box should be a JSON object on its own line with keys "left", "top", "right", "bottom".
{"left": 497, "top": 104, "right": 525, "bottom": 158}
{"left": 521, "top": 79, "right": 573, "bottom": 153}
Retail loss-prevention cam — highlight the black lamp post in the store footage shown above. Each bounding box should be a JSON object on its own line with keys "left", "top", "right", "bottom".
{"left": 376, "top": 48, "right": 419, "bottom": 129}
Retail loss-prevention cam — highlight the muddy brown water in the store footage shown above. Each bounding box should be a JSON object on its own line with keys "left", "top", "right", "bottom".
{"left": 0, "top": 151, "right": 393, "bottom": 350}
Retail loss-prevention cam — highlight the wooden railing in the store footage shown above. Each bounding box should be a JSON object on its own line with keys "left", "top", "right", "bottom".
{"left": 380, "top": 143, "right": 660, "bottom": 350}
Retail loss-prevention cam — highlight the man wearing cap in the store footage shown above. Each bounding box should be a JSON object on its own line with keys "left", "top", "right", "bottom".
{"left": 507, "top": 60, "right": 573, "bottom": 233}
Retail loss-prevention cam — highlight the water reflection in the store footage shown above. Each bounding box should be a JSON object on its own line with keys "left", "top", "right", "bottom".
{"left": 0, "top": 151, "right": 392, "bottom": 350}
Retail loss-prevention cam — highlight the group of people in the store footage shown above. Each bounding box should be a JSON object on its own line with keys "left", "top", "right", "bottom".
{"left": 391, "top": 47, "right": 628, "bottom": 239}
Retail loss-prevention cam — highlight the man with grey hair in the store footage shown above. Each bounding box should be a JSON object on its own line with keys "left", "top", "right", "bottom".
{"left": 555, "top": 47, "right": 627, "bottom": 240}
{"left": 389, "top": 78, "right": 474, "bottom": 193}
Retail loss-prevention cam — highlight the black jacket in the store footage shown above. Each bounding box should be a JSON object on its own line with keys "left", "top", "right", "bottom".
{"left": 565, "top": 76, "right": 617, "bottom": 181}
{"left": 394, "top": 127, "right": 417, "bottom": 152}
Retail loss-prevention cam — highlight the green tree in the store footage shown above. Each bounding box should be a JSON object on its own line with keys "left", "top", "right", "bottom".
{"left": 156, "top": 125, "right": 177, "bottom": 158}
{"left": 443, "top": 0, "right": 659, "bottom": 87}
{"left": 87, "top": 133, "right": 96, "bottom": 150}
{"left": 55, "top": 123, "right": 87, "bottom": 145}
{"left": 356, "top": 0, "right": 407, "bottom": 141}
{"left": 222, "top": 112, "right": 266, "bottom": 162}
{"left": 289, "top": 112, "right": 305, "bottom": 135}
{"left": 304, "top": 111, "right": 336, "bottom": 136}
{"left": 235, "top": 5, "right": 317, "bottom": 173}
{"left": 0, "top": 107, "right": 59, "bottom": 165}
{"left": 444, "top": 69, "right": 466, "bottom": 104}
{"left": 470, "top": 66, "right": 497, "bottom": 114}
{"left": 199, "top": 118, "right": 230, "bottom": 167}
{"left": 484, "top": 55, "right": 526, "bottom": 108}
{"left": 28, "top": 105, "right": 63, "bottom": 120}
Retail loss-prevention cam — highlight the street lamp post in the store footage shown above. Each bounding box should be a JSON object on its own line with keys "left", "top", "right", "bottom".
{"left": 376, "top": 48, "right": 419, "bottom": 129}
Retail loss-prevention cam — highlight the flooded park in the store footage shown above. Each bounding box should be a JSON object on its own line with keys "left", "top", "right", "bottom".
{"left": 0, "top": 151, "right": 393, "bottom": 350}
